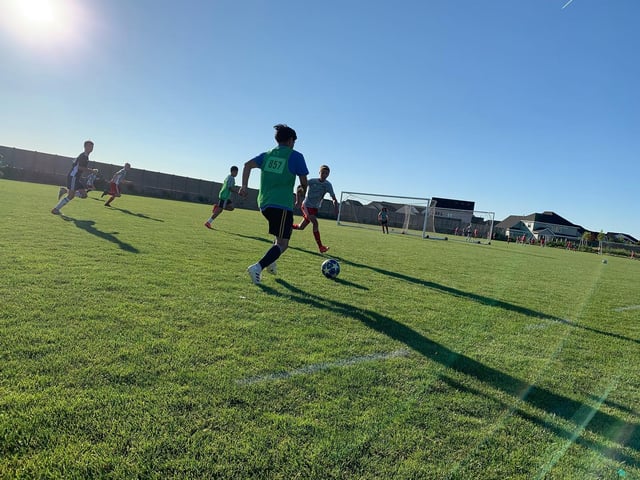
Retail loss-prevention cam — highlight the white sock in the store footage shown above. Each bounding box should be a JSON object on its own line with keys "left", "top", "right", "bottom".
{"left": 55, "top": 197, "right": 70, "bottom": 210}
{"left": 207, "top": 217, "right": 214, "bottom": 223}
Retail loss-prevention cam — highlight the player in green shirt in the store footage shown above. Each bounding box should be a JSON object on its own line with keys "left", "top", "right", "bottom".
{"left": 239, "top": 124, "right": 309, "bottom": 284}
{"left": 204, "top": 166, "right": 239, "bottom": 229}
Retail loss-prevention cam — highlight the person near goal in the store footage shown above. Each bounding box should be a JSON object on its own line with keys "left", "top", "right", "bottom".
{"left": 378, "top": 207, "right": 389, "bottom": 234}
{"left": 239, "top": 124, "right": 309, "bottom": 284}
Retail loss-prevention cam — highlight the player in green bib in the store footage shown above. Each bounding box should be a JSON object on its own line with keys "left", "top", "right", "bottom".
{"left": 204, "top": 166, "right": 239, "bottom": 229}
{"left": 239, "top": 124, "right": 309, "bottom": 284}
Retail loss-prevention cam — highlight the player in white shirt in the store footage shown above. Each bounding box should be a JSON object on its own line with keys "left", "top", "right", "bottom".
{"left": 293, "top": 164, "right": 338, "bottom": 253}
{"left": 102, "top": 163, "right": 131, "bottom": 207}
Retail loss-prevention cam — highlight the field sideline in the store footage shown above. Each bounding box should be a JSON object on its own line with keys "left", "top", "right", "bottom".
{"left": 1, "top": 179, "right": 638, "bottom": 479}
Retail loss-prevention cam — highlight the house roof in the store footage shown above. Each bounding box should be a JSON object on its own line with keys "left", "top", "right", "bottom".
{"left": 431, "top": 197, "right": 475, "bottom": 211}
{"left": 607, "top": 232, "right": 639, "bottom": 243}
{"left": 495, "top": 212, "right": 589, "bottom": 238}
{"left": 522, "top": 211, "right": 576, "bottom": 227}
{"left": 495, "top": 215, "right": 524, "bottom": 229}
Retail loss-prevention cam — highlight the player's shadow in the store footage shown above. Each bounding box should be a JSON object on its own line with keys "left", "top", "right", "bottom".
{"left": 266, "top": 279, "right": 639, "bottom": 465}
{"left": 229, "top": 232, "right": 341, "bottom": 258}
{"left": 330, "top": 256, "right": 640, "bottom": 346}
{"left": 226, "top": 232, "right": 272, "bottom": 244}
{"left": 331, "top": 277, "right": 368, "bottom": 290}
{"left": 438, "top": 374, "right": 639, "bottom": 471}
{"left": 228, "top": 233, "right": 367, "bottom": 289}
{"left": 108, "top": 206, "right": 164, "bottom": 222}
{"left": 62, "top": 217, "right": 139, "bottom": 253}
{"left": 89, "top": 198, "right": 164, "bottom": 222}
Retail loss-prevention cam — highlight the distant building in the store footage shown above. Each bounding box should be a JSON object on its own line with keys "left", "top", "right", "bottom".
{"left": 430, "top": 197, "right": 475, "bottom": 230}
{"left": 605, "top": 232, "right": 638, "bottom": 244}
{"left": 495, "top": 211, "right": 585, "bottom": 242}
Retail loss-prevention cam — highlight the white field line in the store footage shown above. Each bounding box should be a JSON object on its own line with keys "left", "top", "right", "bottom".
{"left": 613, "top": 305, "right": 640, "bottom": 312}
{"left": 237, "top": 349, "right": 410, "bottom": 386}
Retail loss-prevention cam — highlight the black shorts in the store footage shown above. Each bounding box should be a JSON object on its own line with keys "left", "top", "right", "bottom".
{"left": 261, "top": 207, "right": 294, "bottom": 240}
{"left": 216, "top": 198, "right": 232, "bottom": 209}
{"left": 67, "top": 174, "right": 86, "bottom": 192}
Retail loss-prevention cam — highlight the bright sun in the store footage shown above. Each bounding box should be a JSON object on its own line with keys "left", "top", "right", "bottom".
{"left": 7, "top": 0, "right": 60, "bottom": 30}
{"left": 0, "top": 0, "right": 84, "bottom": 49}
{"left": 19, "top": 0, "right": 57, "bottom": 26}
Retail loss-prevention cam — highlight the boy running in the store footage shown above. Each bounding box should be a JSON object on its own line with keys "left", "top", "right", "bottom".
{"left": 204, "top": 166, "right": 239, "bottom": 229}
{"left": 52, "top": 140, "right": 97, "bottom": 214}
{"left": 102, "top": 163, "right": 131, "bottom": 207}
{"left": 293, "top": 165, "right": 338, "bottom": 253}
{"left": 238, "top": 124, "right": 309, "bottom": 284}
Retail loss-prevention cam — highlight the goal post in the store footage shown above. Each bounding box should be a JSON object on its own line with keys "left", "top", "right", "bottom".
{"left": 337, "top": 191, "right": 430, "bottom": 236}
{"left": 598, "top": 240, "right": 640, "bottom": 258}
{"left": 337, "top": 191, "right": 495, "bottom": 244}
{"left": 426, "top": 204, "right": 495, "bottom": 244}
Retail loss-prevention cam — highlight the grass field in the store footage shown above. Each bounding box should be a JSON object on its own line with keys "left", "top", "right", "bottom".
{"left": 1, "top": 179, "right": 639, "bottom": 479}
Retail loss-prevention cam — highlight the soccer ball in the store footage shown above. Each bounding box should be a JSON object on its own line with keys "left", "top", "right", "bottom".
{"left": 321, "top": 259, "right": 340, "bottom": 279}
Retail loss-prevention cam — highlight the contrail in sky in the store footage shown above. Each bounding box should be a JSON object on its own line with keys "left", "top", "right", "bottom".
{"left": 562, "top": 0, "right": 575, "bottom": 8}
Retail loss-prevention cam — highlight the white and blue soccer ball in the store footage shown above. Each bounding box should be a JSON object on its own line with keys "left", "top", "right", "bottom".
{"left": 321, "top": 259, "right": 340, "bottom": 279}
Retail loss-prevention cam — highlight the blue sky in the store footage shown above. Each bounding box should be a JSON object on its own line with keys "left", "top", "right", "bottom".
{"left": 1, "top": 0, "right": 638, "bottom": 238}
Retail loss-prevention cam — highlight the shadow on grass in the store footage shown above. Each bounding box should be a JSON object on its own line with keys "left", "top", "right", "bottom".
{"left": 61, "top": 216, "right": 139, "bottom": 253}
{"left": 261, "top": 279, "right": 638, "bottom": 464}
{"left": 107, "top": 206, "right": 164, "bottom": 222}
{"left": 90, "top": 197, "right": 164, "bottom": 221}
{"left": 226, "top": 232, "right": 332, "bottom": 257}
{"left": 332, "top": 277, "right": 368, "bottom": 290}
{"left": 331, "top": 256, "right": 640, "bottom": 346}
{"left": 440, "top": 375, "right": 639, "bottom": 469}
{"left": 231, "top": 230, "right": 637, "bottom": 345}
{"left": 228, "top": 232, "right": 368, "bottom": 289}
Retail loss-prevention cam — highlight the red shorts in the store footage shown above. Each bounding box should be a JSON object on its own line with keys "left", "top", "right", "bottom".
{"left": 301, "top": 205, "right": 318, "bottom": 221}
{"left": 108, "top": 182, "right": 121, "bottom": 197}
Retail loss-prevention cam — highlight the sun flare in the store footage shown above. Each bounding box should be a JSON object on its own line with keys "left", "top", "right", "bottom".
{"left": 0, "top": 0, "right": 87, "bottom": 49}
{"left": 16, "top": 0, "right": 57, "bottom": 27}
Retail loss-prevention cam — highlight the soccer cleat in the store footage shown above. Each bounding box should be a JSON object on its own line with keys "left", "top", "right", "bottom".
{"left": 51, "top": 208, "right": 60, "bottom": 215}
{"left": 247, "top": 263, "right": 262, "bottom": 284}
{"left": 292, "top": 224, "right": 299, "bottom": 230}
{"left": 104, "top": 203, "right": 111, "bottom": 207}
{"left": 57, "top": 187, "right": 68, "bottom": 199}
{"left": 319, "top": 245, "right": 329, "bottom": 253}
{"left": 266, "top": 262, "right": 277, "bottom": 275}
{"left": 101, "top": 191, "right": 107, "bottom": 198}
{"left": 204, "top": 222, "right": 213, "bottom": 230}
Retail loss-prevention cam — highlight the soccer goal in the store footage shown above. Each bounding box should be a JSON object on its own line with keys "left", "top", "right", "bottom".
{"left": 337, "top": 191, "right": 430, "bottom": 236}
{"left": 426, "top": 202, "right": 495, "bottom": 244}
{"left": 598, "top": 240, "right": 640, "bottom": 259}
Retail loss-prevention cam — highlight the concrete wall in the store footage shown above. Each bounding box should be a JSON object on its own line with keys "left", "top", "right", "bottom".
{"left": 0, "top": 145, "right": 339, "bottom": 220}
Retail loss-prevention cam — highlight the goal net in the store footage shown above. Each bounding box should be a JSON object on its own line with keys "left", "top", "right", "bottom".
{"left": 598, "top": 240, "right": 640, "bottom": 259}
{"left": 426, "top": 202, "right": 495, "bottom": 244}
{"left": 337, "top": 191, "right": 430, "bottom": 236}
{"left": 337, "top": 192, "right": 495, "bottom": 244}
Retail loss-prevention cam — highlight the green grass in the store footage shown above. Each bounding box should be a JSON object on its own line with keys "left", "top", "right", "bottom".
{"left": 1, "top": 179, "right": 638, "bottom": 479}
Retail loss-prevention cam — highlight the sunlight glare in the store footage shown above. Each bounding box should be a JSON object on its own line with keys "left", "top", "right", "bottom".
{"left": 0, "top": 0, "right": 89, "bottom": 51}
{"left": 16, "top": 0, "right": 56, "bottom": 27}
